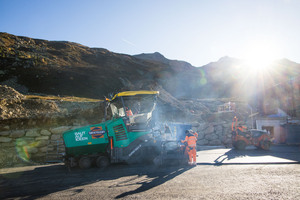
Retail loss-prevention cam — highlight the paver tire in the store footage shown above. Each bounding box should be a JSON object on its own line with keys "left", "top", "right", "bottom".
{"left": 96, "top": 156, "right": 109, "bottom": 169}
{"left": 79, "top": 157, "right": 92, "bottom": 169}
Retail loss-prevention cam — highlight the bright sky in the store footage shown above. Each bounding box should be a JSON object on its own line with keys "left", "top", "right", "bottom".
{"left": 0, "top": 0, "right": 299, "bottom": 66}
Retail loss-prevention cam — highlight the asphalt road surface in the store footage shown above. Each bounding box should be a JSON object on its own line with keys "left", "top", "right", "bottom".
{"left": 1, "top": 145, "right": 300, "bottom": 199}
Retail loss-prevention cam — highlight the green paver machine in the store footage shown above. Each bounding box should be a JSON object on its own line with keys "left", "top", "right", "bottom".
{"left": 63, "top": 91, "right": 161, "bottom": 169}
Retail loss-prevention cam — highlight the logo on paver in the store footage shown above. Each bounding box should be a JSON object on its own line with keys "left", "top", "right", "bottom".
{"left": 89, "top": 127, "right": 105, "bottom": 139}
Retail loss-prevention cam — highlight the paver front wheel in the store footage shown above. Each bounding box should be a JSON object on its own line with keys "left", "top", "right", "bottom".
{"left": 96, "top": 156, "right": 109, "bottom": 169}
{"left": 79, "top": 157, "right": 91, "bottom": 169}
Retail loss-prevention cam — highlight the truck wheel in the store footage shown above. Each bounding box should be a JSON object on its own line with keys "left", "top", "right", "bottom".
{"left": 79, "top": 157, "right": 91, "bottom": 169}
{"left": 96, "top": 156, "right": 109, "bottom": 169}
{"left": 260, "top": 139, "right": 271, "bottom": 150}
{"left": 235, "top": 140, "right": 246, "bottom": 150}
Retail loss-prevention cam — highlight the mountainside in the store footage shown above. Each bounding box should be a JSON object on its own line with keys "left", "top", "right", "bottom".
{"left": 0, "top": 32, "right": 200, "bottom": 99}
{"left": 199, "top": 56, "right": 300, "bottom": 100}
{"left": 1, "top": 32, "right": 300, "bottom": 101}
{"left": 134, "top": 52, "right": 195, "bottom": 72}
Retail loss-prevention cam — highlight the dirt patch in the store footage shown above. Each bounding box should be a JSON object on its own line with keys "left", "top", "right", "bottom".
{"left": 0, "top": 85, "right": 106, "bottom": 129}
{"left": 0, "top": 85, "right": 60, "bottom": 120}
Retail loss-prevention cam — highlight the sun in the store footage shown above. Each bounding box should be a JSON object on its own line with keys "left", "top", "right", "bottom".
{"left": 240, "top": 40, "right": 281, "bottom": 73}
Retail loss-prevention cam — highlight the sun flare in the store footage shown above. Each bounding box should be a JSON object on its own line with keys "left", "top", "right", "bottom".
{"left": 241, "top": 41, "right": 281, "bottom": 73}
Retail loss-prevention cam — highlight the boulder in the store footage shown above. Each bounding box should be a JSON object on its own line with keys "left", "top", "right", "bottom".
{"left": 0, "top": 131, "right": 11, "bottom": 136}
{"left": 205, "top": 133, "right": 219, "bottom": 141}
{"left": 215, "top": 125, "right": 223, "bottom": 136}
{"left": 0, "top": 137, "right": 12, "bottom": 143}
{"left": 197, "top": 139, "right": 209, "bottom": 145}
{"left": 10, "top": 130, "right": 25, "bottom": 138}
{"left": 51, "top": 134, "right": 61, "bottom": 140}
{"left": 223, "top": 123, "right": 232, "bottom": 129}
{"left": 40, "top": 129, "right": 51, "bottom": 136}
{"left": 39, "top": 146, "right": 50, "bottom": 153}
{"left": 197, "top": 132, "right": 205, "bottom": 140}
{"left": 16, "top": 139, "right": 29, "bottom": 146}
{"left": 25, "top": 129, "right": 41, "bottom": 137}
{"left": 2, "top": 125, "right": 10, "bottom": 131}
{"left": 226, "top": 133, "right": 233, "bottom": 138}
{"left": 198, "top": 123, "right": 209, "bottom": 131}
{"left": 50, "top": 126, "right": 70, "bottom": 134}
{"left": 1, "top": 142, "right": 14, "bottom": 147}
{"left": 224, "top": 127, "right": 232, "bottom": 135}
{"left": 223, "top": 138, "right": 232, "bottom": 145}
{"left": 209, "top": 140, "right": 222, "bottom": 145}
{"left": 204, "top": 125, "right": 214, "bottom": 135}
{"left": 36, "top": 140, "right": 48, "bottom": 147}
{"left": 191, "top": 122, "right": 200, "bottom": 127}
{"left": 28, "top": 119, "right": 37, "bottom": 126}
{"left": 25, "top": 146, "right": 39, "bottom": 154}
{"left": 35, "top": 136, "right": 49, "bottom": 140}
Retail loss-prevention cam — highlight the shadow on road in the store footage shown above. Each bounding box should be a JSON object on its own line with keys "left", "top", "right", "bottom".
{"left": 113, "top": 165, "right": 191, "bottom": 199}
{"left": 212, "top": 145, "right": 300, "bottom": 165}
{"left": 0, "top": 163, "right": 193, "bottom": 199}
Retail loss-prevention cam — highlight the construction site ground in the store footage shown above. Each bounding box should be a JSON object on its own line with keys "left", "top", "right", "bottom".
{"left": 1, "top": 145, "right": 300, "bottom": 200}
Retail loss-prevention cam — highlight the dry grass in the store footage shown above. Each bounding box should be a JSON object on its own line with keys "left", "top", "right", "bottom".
{"left": 25, "top": 95, "right": 102, "bottom": 102}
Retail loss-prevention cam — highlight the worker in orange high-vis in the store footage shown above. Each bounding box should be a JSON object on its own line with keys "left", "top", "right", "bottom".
{"left": 125, "top": 107, "right": 133, "bottom": 117}
{"left": 181, "top": 129, "right": 198, "bottom": 165}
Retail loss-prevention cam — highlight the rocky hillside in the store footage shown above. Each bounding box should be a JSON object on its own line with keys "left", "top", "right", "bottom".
{"left": 200, "top": 56, "right": 300, "bottom": 99}
{"left": 135, "top": 54, "right": 300, "bottom": 100}
{"left": 1, "top": 32, "right": 299, "bottom": 101}
{"left": 134, "top": 52, "right": 195, "bottom": 72}
{"left": 0, "top": 85, "right": 107, "bottom": 127}
{"left": 0, "top": 32, "right": 199, "bottom": 99}
{"left": 0, "top": 85, "right": 59, "bottom": 120}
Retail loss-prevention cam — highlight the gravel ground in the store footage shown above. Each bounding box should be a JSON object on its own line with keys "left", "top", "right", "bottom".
{"left": 1, "top": 147, "right": 300, "bottom": 200}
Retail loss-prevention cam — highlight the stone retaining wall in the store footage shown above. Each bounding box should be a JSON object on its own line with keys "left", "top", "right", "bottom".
{"left": 0, "top": 121, "right": 233, "bottom": 168}
{"left": 192, "top": 121, "right": 233, "bottom": 147}
{"left": 0, "top": 126, "right": 74, "bottom": 168}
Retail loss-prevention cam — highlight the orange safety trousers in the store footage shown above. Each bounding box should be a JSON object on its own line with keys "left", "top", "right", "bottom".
{"left": 186, "top": 146, "right": 196, "bottom": 163}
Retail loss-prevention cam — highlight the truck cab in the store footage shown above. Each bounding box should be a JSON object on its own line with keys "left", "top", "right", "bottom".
{"left": 108, "top": 91, "right": 158, "bottom": 132}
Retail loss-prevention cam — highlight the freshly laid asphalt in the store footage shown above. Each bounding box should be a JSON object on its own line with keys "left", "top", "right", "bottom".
{"left": 1, "top": 145, "right": 299, "bottom": 199}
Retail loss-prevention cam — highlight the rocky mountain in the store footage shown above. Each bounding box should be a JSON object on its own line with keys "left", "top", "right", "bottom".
{"left": 134, "top": 52, "right": 195, "bottom": 72}
{"left": 200, "top": 56, "right": 300, "bottom": 101}
{"left": 0, "top": 32, "right": 198, "bottom": 99}
{"left": 1, "top": 32, "right": 299, "bottom": 102}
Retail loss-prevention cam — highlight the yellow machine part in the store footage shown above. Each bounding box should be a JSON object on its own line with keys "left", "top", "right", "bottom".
{"left": 109, "top": 91, "right": 159, "bottom": 101}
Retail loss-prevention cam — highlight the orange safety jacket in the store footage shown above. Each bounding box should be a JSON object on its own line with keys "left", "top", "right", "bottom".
{"left": 126, "top": 109, "right": 133, "bottom": 116}
{"left": 182, "top": 132, "right": 198, "bottom": 147}
{"left": 237, "top": 126, "right": 247, "bottom": 132}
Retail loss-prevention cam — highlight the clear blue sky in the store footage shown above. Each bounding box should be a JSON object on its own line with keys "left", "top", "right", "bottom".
{"left": 0, "top": 0, "right": 299, "bottom": 66}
